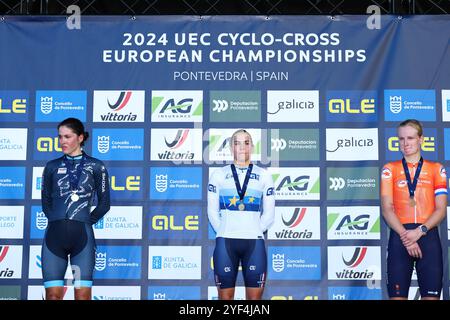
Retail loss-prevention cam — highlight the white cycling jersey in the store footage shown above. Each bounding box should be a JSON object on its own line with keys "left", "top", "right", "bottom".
{"left": 207, "top": 164, "right": 275, "bottom": 239}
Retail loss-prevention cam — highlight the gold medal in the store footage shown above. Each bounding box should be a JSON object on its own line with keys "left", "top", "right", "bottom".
{"left": 71, "top": 193, "right": 79, "bottom": 202}
{"left": 409, "top": 197, "right": 415, "bottom": 207}
{"left": 238, "top": 203, "right": 245, "bottom": 211}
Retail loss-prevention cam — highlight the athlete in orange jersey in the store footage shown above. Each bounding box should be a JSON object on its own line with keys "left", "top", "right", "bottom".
{"left": 381, "top": 119, "right": 447, "bottom": 300}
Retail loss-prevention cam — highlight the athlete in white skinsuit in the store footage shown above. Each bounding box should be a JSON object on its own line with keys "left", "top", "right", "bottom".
{"left": 208, "top": 129, "right": 275, "bottom": 300}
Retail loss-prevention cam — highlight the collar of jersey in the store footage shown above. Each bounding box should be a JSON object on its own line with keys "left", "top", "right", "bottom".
{"left": 65, "top": 153, "right": 83, "bottom": 160}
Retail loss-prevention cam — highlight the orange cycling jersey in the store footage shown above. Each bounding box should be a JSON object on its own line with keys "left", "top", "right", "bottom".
{"left": 381, "top": 160, "right": 447, "bottom": 224}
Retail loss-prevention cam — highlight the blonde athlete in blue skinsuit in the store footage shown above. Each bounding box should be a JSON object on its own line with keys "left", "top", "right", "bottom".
{"left": 208, "top": 129, "right": 275, "bottom": 300}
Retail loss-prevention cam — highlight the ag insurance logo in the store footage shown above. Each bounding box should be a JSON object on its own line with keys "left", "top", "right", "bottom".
{"left": 328, "top": 246, "right": 381, "bottom": 280}
{"left": 327, "top": 206, "right": 380, "bottom": 240}
{"left": 326, "top": 128, "right": 378, "bottom": 161}
{"left": 93, "top": 90, "right": 145, "bottom": 122}
{"left": 151, "top": 90, "right": 203, "bottom": 122}
{"left": 268, "top": 167, "right": 320, "bottom": 200}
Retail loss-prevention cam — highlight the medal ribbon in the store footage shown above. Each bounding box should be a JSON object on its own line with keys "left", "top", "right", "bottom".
{"left": 231, "top": 164, "right": 253, "bottom": 204}
{"left": 63, "top": 153, "right": 85, "bottom": 192}
{"left": 401, "top": 157, "right": 423, "bottom": 200}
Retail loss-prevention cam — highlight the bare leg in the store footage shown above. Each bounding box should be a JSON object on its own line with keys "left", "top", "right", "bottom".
{"left": 218, "top": 287, "right": 235, "bottom": 300}
{"left": 74, "top": 287, "right": 92, "bottom": 300}
{"left": 45, "top": 287, "right": 64, "bottom": 300}
{"left": 246, "top": 287, "right": 264, "bottom": 300}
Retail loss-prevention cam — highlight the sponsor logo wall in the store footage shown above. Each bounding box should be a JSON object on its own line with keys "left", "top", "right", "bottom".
{"left": 0, "top": 15, "right": 449, "bottom": 300}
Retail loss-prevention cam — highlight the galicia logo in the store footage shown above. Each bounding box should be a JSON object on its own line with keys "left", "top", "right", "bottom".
{"left": 212, "top": 100, "right": 229, "bottom": 112}
{"left": 267, "top": 90, "right": 319, "bottom": 122}
{"left": 326, "top": 128, "right": 378, "bottom": 161}
{"left": 95, "top": 252, "right": 107, "bottom": 271}
{"left": 327, "top": 138, "right": 374, "bottom": 152}
{"left": 96, "top": 136, "right": 109, "bottom": 154}
{"left": 268, "top": 99, "right": 315, "bottom": 115}
{"left": 271, "top": 139, "right": 287, "bottom": 151}
{"left": 342, "top": 247, "right": 367, "bottom": 268}
{"left": 272, "top": 254, "right": 285, "bottom": 272}
{"left": 329, "top": 177, "right": 345, "bottom": 190}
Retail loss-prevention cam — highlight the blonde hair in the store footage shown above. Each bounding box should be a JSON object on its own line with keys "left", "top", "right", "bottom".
{"left": 230, "top": 129, "right": 253, "bottom": 146}
{"left": 398, "top": 119, "right": 423, "bottom": 137}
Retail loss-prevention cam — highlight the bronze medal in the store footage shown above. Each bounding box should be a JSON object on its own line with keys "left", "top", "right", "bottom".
{"left": 409, "top": 197, "right": 415, "bottom": 207}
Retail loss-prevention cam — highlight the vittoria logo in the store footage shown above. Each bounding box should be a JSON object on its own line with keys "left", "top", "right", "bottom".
{"left": 0, "top": 246, "right": 9, "bottom": 263}
{"left": 328, "top": 246, "right": 381, "bottom": 280}
{"left": 93, "top": 90, "right": 145, "bottom": 122}
{"left": 275, "top": 208, "right": 313, "bottom": 239}
{"left": 342, "top": 247, "right": 367, "bottom": 268}
{"left": 165, "top": 130, "right": 189, "bottom": 149}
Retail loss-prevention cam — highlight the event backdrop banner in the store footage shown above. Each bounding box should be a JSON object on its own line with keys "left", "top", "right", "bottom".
{"left": 0, "top": 15, "right": 449, "bottom": 300}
